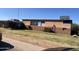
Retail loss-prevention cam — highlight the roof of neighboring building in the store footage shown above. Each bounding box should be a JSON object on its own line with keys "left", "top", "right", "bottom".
{"left": 23, "top": 19, "right": 59, "bottom": 21}
{"left": 22, "top": 19, "right": 72, "bottom": 22}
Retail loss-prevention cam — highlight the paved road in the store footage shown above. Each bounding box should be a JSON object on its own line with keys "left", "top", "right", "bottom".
{"left": 2, "top": 37, "right": 45, "bottom": 51}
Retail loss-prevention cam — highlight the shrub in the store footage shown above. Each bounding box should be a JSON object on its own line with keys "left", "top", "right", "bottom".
{"left": 28, "top": 26, "right": 32, "bottom": 30}
{"left": 71, "top": 24, "right": 79, "bottom": 35}
{"left": 44, "top": 27, "right": 52, "bottom": 32}
{"left": 26, "top": 26, "right": 32, "bottom": 30}
{"left": 78, "top": 31, "right": 79, "bottom": 36}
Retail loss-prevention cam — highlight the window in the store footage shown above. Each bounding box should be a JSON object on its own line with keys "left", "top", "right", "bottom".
{"left": 31, "top": 21, "right": 45, "bottom": 26}
{"left": 63, "top": 20, "right": 72, "bottom": 24}
{"left": 31, "top": 21, "right": 38, "bottom": 26}
{"left": 42, "top": 21, "right": 45, "bottom": 23}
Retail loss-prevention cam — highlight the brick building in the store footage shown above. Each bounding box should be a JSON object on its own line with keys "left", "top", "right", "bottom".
{"left": 22, "top": 19, "right": 72, "bottom": 35}
{"left": 0, "top": 18, "right": 72, "bottom": 35}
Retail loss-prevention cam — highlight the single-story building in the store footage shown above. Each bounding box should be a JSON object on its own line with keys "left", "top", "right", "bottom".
{"left": 0, "top": 18, "right": 73, "bottom": 35}
{"left": 22, "top": 19, "right": 72, "bottom": 35}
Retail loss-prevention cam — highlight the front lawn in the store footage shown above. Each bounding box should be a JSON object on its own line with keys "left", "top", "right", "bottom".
{"left": 0, "top": 28, "right": 79, "bottom": 49}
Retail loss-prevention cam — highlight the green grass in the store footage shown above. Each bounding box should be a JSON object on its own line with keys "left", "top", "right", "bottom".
{"left": 0, "top": 28, "right": 79, "bottom": 48}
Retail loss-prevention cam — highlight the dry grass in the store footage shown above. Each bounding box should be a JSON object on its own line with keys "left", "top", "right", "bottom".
{"left": 0, "top": 28, "right": 79, "bottom": 48}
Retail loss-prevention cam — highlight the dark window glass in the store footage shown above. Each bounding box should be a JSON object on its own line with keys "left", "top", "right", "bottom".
{"left": 31, "top": 21, "right": 45, "bottom": 26}
{"left": 42, "top": 21, "right": 45, "bottom": 23}
{"left": 31, "top": 21, "right": 38, "bottom": 26}
{"left": 63, "top": 20, "right": 72, "bottom": 24}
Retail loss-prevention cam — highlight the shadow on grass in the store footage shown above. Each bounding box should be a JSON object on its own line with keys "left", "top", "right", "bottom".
{"left": 43, "top": 47, "right": 75, "bottom": 51}
{"left": 0, "top": 41, "right": 14, "bottom": 51}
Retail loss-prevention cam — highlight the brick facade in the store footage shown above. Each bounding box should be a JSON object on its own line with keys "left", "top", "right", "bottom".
{"left": 22, "top": 19, "right": 72, "bottom": 35}
{"left": 23, "top": 21, "right": 31, "bottom": 26}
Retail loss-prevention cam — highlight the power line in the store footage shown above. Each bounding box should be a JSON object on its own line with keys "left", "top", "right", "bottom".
{"left": 18, "top": 8, "right": 19, "bottom": 20}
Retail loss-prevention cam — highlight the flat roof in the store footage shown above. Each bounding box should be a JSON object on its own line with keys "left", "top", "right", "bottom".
{"left": 22, "top": 19, "right": 72, "bottom": 22}
{"left": 23, "top": 19, "right": 61, "bottom": 21}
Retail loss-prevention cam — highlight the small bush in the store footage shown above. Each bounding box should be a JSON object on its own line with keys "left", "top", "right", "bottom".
{"left": 26, "top": 26, "right": 32, "bottom": 30}
{"left": 71, "top": 24, "right": 78, "bottom": 35}
{"left": 78, "top": 31, "right": 79, "bottom": 36}
{"left": 28, "top": 26, "right": 32, "bottom": 30}
{"left": 44, "top": 27, "right": 52, "bottom": 32}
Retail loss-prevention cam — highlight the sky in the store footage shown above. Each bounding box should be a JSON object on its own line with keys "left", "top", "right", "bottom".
{"left": 0, "top": 8, "right": 79, "bottom": 24}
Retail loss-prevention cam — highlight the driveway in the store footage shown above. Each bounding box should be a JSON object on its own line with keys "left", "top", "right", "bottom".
{"left": 2, "top": 37, "right": 45, "bottom": 51}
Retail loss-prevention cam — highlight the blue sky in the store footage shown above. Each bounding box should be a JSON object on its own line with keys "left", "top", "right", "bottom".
{"left": 0, "top": 8, "right": 79, "bottom": 24}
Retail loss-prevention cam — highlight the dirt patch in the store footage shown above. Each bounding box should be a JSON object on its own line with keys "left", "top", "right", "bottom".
{"left": 3, "top": 33, "right": 73, "bottom": 48}
{"left": 0, "top": 28, "right": 77, "bottom": 48}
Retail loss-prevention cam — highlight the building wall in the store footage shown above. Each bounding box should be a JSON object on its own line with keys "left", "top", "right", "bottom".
{"left": 44, "top": 21, "right": 71, "bottom": 34}
{"left": 62, "top": 24, "right": 71, "bottom": 29}
{"left": 23, "top": 20, "right": 71, "bottom": 35}
{"left": 23, "top": 21, "right": 31, "bottom": 26}
{"left": 44, "top": 21, "right": 71, "bottom": 29}
{"left": 44, "top": 21, "right": 63, "bottom": 28}
{"left": 31, "top": 25, "right": 45, "bottom": 31}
